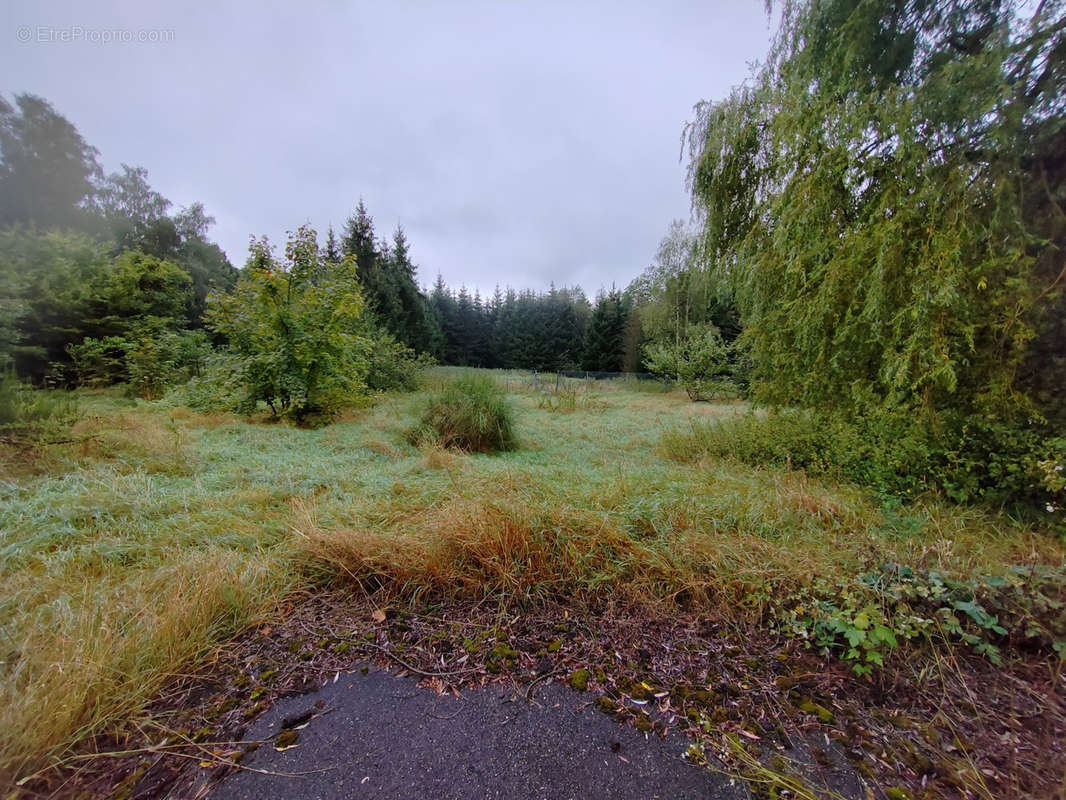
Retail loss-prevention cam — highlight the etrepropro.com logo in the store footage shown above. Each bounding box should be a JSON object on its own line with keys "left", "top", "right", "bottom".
{"left": 15, "top": 25, "right": 175, "bottom": 44}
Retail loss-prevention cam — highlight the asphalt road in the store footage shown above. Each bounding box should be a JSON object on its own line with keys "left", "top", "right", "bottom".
{"left": 211, "top": 666, "right": 748, "bottom": 800}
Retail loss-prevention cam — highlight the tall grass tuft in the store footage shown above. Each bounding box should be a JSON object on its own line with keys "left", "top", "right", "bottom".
{"left": 294, "top": 492, "right": 678, "bottom": 604}
{"left": 0, "top": 372, "right": 79, "bottom": 448}
{"left": 411, "top": 376, "right": 518, "bottom": 453}
{"left": 0, "top": 550, "right": 286, "bottom": 784}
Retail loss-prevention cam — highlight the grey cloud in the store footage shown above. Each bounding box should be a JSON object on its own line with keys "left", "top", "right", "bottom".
{"left": 2, "top": 0, "right": 771, "bottom": 293}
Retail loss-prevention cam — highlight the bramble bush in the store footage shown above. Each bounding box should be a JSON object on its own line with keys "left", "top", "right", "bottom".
{"left": 770, "top": 563, "right": 1066, "bottom": 675}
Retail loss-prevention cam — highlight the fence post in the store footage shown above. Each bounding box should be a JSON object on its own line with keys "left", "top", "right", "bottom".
{"left": 533, "top": 370, "right": 538, "bottom": 390}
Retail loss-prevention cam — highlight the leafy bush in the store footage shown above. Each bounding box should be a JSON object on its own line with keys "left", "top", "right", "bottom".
{"left": 205, "top": 226, "right": 374, "bottom": 421}
{"left": 411, "top": 376, "right": 518, "bottom": 453}
{"left": 0, "top": 370, "right": 79, "bottom": 446}
{"left": 64, "top": 329, "right": 211, "bottom": 398}
{"left": 644, "top": 325, "right": 738, "bottom": 401}
{"left": 167, "top": 351, "right": 246, "bottom": 412}
{"left": 65, "top": 336, "right": 131, "bottom": 387}
{"left": 365, "top": 334, "right": 432, "bottom": 393}
{"left": 772, "top": 563, "right": 1066, "bottom": 675}
{"left": 126, "top": 329, "right": 211, "bottom": 400}
{"left": 663, "top": 408, "right": 1066, "bottom": 516}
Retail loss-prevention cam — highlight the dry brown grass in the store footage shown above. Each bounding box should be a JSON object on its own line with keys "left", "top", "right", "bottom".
{"left": 166, "top": 406, "right": 237, "bottom": 429}
{"left": 294, "top": 490, "right": 679, "bottom": 605}
{"left": 365, "top": 438, "right": 403, "bottom": 459}
{"left": 69, "top": 409, "right": 194, "bottom": 473}
{"left": 296, "top": 458, "right": 1066, "bottom": 635}
{"left": 0, "top": 549, "right": 285, "bottom": 785}
{"left": 417, "top": 441, "right": 461, "bottom": 471}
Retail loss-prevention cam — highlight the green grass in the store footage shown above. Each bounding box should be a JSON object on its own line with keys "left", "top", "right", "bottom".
{"left": 410, "top": 374, "right": 518, "bottom": 452}
{"left": 1, "top": 373, "right": 1063, "bottom": 784}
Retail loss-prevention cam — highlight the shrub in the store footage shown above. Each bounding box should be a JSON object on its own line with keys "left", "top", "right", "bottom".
{"left": 65, "top": 336, "right": 131, "bottom": 387}
{"left": 166, "top": 351, "right": 246, "bottom": 413}
{"left": 126, "top": 329, "right": 212, "bottom": 400}
{"left": 773, "top": 563, "right": 1066, "bottom": 675}
{"left": 643, "top": 326, "right": 739, "bottom": 401}
{"left": 365, "top": 334, "right": 432, "bottom": 393}
{"left": 412, "top": 376, "right": 517, "bottom": 453}
{"left": 663, "top": 408, "right": 1065, "bottom": 517}
{"left": 64, "top": 329, "right": 212, "bottom": 399}
{"left": 205, "top": 226, "right": 374, "bottom": 421}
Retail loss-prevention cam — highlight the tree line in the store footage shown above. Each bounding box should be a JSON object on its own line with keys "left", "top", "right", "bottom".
{"left": 426, "top": 280, "right": 640, "bottom": 373}
{"left": 3, "top": 91, "right": 728, "bottom": 416}
{"left": 1, "top": 91, "right": 718, "bottom": 387}
{"left": 0, "top": 93, "right": 235, "bottom": 386}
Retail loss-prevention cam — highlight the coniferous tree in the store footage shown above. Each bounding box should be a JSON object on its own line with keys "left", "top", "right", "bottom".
{"left": 322, "top": 225, "right": 341, "bottom": 264}
{"left": 343, "top": 199, "right": 401, "bottom": 334}
{"left": 388, "top": 225, "right": 436, "bottom": 353}
{"left": 581, "top": 289, "right": 630, "bottom": 371}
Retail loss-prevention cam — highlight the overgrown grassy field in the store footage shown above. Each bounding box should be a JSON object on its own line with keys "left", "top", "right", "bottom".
{"left": 2, "top": 368, "right": 1063, "bottom": 784}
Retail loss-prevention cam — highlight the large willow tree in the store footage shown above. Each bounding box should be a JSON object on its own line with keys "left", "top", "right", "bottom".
{"left": 686, "top": 0, "right": 1065, "bottom": 428}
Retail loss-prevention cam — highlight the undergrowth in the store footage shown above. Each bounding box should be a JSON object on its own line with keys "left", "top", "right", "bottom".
{"left": 0, "top": 372, "right": 79, "bottom": 449}
{"left": 2, "top": 372, "right": 1063, "bottom": 787}
{"left": 661, "top": 411, "right": 1066, "bottom": 522}
{"left": 767, "top": 563, "right": 1066, "bottom": 675}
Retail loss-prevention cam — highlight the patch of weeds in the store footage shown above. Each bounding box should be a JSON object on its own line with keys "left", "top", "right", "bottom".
{"left": 0, "top": 372, "right": 80, "bottom": 451}
{"left": 772, "top": 562, "right": 1066, "bottom": 674}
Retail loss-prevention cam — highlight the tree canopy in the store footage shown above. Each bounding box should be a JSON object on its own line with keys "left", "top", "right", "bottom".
{"left": 685, "top": 0, "right": 1066, "bottom": 426}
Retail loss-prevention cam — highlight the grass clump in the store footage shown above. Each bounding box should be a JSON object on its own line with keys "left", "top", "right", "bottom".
{"left": 0, "top": 371, "right": 79, "bottom": 449}
{"left": 410, "top": 376, "right": 517, "bottom": 453}
{"left": 295, "top": 489, "right": 665, "bottom": 603}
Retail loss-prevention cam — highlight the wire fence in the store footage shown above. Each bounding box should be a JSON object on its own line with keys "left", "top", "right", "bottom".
{"left": 426, "top": 365, "right": 676, "bottom": 394}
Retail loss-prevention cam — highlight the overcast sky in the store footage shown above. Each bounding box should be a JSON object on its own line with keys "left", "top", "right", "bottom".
{"left": 3, "top": 1, "right": 772, "bottom": 294}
